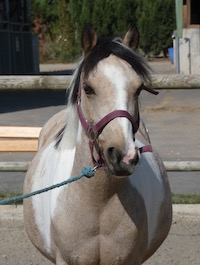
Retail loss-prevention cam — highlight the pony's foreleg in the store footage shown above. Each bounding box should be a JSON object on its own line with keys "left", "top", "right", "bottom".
{"left": 56, "top": 251, "right": 69, "bottom": 265}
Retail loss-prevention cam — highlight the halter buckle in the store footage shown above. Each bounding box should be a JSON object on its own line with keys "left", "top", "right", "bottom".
{"left": 89, "top": 128, "right": 97, "bottom": 141}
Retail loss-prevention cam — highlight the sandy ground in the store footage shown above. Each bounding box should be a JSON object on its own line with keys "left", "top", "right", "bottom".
{"left": 39, "top": 59, "right": 176, "bottom": 75}
{"left": 0, "top": 205, "right": 200, "bottom": 265}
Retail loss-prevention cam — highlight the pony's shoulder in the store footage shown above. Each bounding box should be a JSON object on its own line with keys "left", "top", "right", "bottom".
{"left": 38, "top": 109, "right": 68, "bottom": 150}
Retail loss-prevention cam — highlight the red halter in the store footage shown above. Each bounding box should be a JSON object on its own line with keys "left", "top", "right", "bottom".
{"left": 77, "top": 81, "right": 158, "bottom": 168}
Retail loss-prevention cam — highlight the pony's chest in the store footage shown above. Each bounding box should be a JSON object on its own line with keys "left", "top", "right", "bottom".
{"left": 52, "top": 192, "right": 147, "bottom": 264}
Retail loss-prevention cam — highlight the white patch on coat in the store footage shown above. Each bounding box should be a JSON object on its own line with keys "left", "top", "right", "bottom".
{"left": 129, "top": 139, "right": 165, "bottom": 247}
{"left": 31, "top": 141, "right": 76, "bottom": 253}
{"left": 77, "top": 120, "right": 83, "bottom": 143}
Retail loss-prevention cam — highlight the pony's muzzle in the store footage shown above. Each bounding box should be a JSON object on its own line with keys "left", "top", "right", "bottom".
{"left": 106, "top": 147, "right": 139, "bottom": 176}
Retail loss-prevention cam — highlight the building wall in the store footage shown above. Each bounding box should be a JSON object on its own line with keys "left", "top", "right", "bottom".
{"left": 179, "top": 28, "right": 200, "bottom": 74}
{"left": 0, "top": 0, "right": 39, "bottom": 74}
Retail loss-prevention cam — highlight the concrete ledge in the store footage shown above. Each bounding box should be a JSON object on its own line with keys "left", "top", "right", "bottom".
{"left": 0, "top": 205, "right": 200, "bottom": 221}
{"left": 0, "top": 205, "right": 23, "bottom": 221}
{"left": 173, "top": 204, "right": 200, "bottom": 216}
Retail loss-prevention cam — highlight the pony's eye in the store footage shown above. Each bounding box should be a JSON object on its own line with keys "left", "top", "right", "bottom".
{"left": 84, "top": 85, "right": 95, "bottom": 95}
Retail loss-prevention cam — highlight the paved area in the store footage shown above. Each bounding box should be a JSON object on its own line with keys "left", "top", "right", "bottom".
{"left": 0, "top": 60, "right": 200, "bottom": 194}
{"left": 38, "top": 59, "right": 176, "bottom": 75}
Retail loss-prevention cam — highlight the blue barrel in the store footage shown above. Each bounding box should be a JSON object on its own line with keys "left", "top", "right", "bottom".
{"left": 168, "top": 47, "right": 174, "bottom": 64}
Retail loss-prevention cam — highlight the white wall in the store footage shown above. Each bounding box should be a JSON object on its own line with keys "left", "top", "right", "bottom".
{"left": 178, "top": 28, "right": 200, "bottom": 74}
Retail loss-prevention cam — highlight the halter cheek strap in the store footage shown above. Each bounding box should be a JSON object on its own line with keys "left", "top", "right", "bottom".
{"left": 94, "top": 110, "right": 139, "bottom": 136}
{"left": 142, "top": 84, "right": 159, "bottom": 95}
{"left": 77, "top": 81, "right": 158, "bottom": 168}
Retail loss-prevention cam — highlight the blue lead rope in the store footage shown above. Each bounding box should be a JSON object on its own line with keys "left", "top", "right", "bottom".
{"left": 0, "top": 166, "right": 96, "bottom": 205}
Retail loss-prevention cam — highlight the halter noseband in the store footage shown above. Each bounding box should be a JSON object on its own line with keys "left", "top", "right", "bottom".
{"left": 77, "top": 81, "right": 158, "bottom": 168}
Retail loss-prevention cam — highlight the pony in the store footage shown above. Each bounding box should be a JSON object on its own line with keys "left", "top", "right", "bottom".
{"left": 24, "top": 25, "right": 172, "bottom": 265}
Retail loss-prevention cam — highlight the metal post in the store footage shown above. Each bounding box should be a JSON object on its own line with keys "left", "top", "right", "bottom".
{"left": 175, "top": 0, "right": 183, "bottom": 74}
{"left": 5, "top": 0, "right": 12, "bottom": 74}
{"left": 175, "top": 33, "right": 180, "bottom": 74}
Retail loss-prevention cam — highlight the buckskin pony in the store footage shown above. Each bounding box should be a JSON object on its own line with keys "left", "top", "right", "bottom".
{"left": 24, "top": 25, "right": 172, "bottom": 265}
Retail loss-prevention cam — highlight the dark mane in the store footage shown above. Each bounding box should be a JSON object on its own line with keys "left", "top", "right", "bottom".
{"left": 70, "top": 37, "right": 151, "bottom": 105}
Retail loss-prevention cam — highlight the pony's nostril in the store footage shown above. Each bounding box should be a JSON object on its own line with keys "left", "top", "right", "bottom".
{"left": 130, "top": 150, "right": 139, "bottom": 166}
{"left": 107, "top": 147, "right": 121, "bottom": 164}
{"left": 107, "top": 147, "right": 114, "bottom": 156}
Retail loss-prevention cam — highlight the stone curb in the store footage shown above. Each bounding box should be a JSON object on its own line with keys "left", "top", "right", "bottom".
{"left": 173, "top": 204, "right": 200, "bottom": 215}
{"left": 0, "top": 205, "right": 200, "bottom": 221}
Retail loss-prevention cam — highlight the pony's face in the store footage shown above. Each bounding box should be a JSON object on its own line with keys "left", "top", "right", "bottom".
{"left": 73, "top": 24, "right": 150, "bottom": 177}
{"left": 80, "top": 55, "right": 142, "bottom": 176}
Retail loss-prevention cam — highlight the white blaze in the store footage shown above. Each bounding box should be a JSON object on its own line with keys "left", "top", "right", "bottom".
{"left": 102, "top": 63, "right": 136, "bottom": 156}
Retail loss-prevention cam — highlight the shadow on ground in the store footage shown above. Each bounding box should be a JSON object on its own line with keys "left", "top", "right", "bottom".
{"left": 0, "top": 90, "right": 67, "bottom": 113}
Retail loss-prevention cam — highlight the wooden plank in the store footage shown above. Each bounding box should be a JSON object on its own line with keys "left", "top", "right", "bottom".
{"left": 0, "top": 161, "right": 30, "bottom": 172}
{"left": 0, "top": 75, "right": 71, "bottom": 90}
{"left": 150, "top": 74, "right": 200, "bottom": 89}
{"left": 0, "top": 140, "right": 38, "bottom": 152}
{"left": 1, "top": 161, "right": 200, "bottom": 173}
{"left": 164, "top": 161, "right": 200, "bottom": 171}
{"left": 0, "top": 126, "right": 41, "bottom": 138}
{"left": 0, "top": 75, "right": 200, "bottom": 90}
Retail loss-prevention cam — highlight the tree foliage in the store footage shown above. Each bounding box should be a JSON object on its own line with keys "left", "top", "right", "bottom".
{"left": 67, "top": 0, "right": 137, "bottom": 38}
{"left": 136, "top": 0, "right": 175, "bottom": 56}
{"left": 31, "top": 0, "right": 175, "bottom": 62}
{"left": 31, "top": 0, "right": 77, "bottom": 62}
{"left": 31, "top": 0, "right": 59, "bottom": 25}
{"left": 67, "top": 0, "right": 138, "bottom": 56}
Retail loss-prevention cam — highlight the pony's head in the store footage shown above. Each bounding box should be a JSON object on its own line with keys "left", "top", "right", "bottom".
{"left": 68, "top": 25, "right": 153, "bottom": 177}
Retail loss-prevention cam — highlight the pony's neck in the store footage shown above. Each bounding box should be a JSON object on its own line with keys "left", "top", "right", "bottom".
{"left": 60, "top": 103, "right": 125, "bottom": 202}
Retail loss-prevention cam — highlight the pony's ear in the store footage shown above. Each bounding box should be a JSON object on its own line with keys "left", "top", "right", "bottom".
{"left": 123, "top": 25, "right": 140, "bottom": 50}
{"left": 81, "top": 24, "right": 98, "bottom": 56}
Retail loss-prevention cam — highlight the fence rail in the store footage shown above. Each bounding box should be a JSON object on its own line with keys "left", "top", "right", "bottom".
{"left": 0, "top": 161, "right": 200, "bottom": 172}
{"left": 0, "top": 74, "right": 200, "bottom": 90}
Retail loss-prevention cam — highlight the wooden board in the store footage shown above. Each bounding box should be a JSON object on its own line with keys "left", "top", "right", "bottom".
{"left": 0, "top": 75, "right": 200, "bottom": 90}
{"left": 0, "top": 126, "right": 41, "bottom": 138}
{"left": 0, "top": 139, "right": 38, "bottom": 152}
{"left": 0, "top": 75, "right": 72, "bottom": 90}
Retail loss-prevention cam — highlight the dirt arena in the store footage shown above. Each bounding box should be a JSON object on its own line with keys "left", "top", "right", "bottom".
{"left": 0, "top": 205, "right": 200, "bottom": 265}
